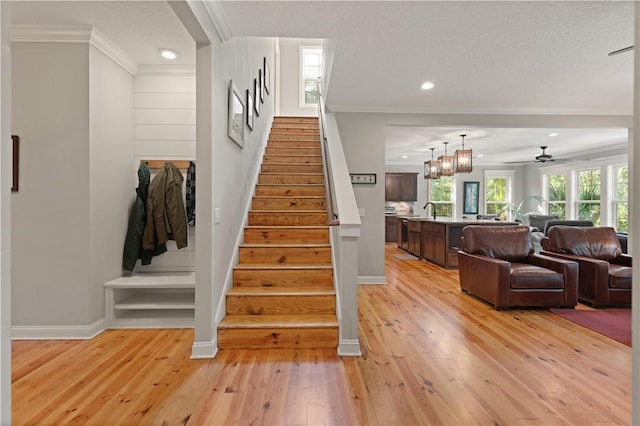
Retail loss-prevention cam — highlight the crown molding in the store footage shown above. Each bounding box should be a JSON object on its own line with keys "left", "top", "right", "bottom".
{"left": 89, "top": 27, "right": 137, "bottom": 75}
{"left": 203, "top": 1, "right": 233, "bottom": 43}
{"left": 136, "top": 64, "right": 196, "bottom": 76}
{"left": 12, "top": 25, "right": 138, "bottom": 76}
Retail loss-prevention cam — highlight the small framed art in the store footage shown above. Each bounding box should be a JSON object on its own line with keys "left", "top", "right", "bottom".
{"left": 263, "top": 57, "right": 270, "bottom": 95}
{"left": 463, "top": 181, "right": 480, "bottom": 215}
{"left": 253, "top": 78, "right": 261, "bottom": 117}
{"left": 246, "top": 89, "right": 254, "bottom": 131}
{"left": 227, "top": 81, "right": 244, "bottom": 148}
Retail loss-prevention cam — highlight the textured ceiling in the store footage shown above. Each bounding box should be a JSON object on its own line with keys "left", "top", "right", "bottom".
{"left": 219, "top": 1, "right": 634, "bottom": 115}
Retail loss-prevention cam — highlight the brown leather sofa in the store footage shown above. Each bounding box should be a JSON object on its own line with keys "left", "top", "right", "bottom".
{"left": 458, "top": 225, "right": 578, "bottom": 310}
{"left": 541, "top": 226, "right": 632, "bottom": 307}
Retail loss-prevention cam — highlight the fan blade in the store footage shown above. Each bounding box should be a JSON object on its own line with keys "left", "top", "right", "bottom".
{"left": 608, "top": 45, "right": 634, "bottom": 56}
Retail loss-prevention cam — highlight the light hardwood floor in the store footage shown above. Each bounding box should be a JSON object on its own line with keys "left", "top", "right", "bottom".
{"left": 12, "top": 244, "right": 631, "bottom": 425}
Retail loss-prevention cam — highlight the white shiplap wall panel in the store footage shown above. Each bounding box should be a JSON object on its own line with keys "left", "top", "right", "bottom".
{"left": 135, "top": 75, "right": 197, "bottom": 93}
{"left": 134, "top": 92, "right": 195, "bottom": 109}
{"left": 135, "top": 124, "right": 195, "bottom": 141}
{"left": 133, "top": 69, "right": 196, "bottom": 272}
{"left": 135, "top": 109, "right": 196, "bottom": 125}
{"left": 134, "top": 140, "right": 195, "bottom": 158}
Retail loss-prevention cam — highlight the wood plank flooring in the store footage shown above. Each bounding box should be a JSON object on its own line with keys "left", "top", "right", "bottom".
{"left": 12, "top": 243, "right": 631, "bottom": 425}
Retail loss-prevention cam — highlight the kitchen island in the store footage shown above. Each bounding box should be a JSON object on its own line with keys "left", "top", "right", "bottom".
{"left": 404, "top": 217, "right": 519, "bottom": 268}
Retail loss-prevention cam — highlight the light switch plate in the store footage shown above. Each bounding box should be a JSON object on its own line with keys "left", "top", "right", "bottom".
{"left": 358, "top": 208, "right": 365, "bottom": 217}
{"left": 215, "top": 208, "right": 221, "bottom": 224}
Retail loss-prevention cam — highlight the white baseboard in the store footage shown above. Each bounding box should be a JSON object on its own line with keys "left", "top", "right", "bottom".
{"left": 191, "top": 338, "right": 218, "bottom": 359}
{"left": 12, "top": 318, "right": 106, "bottom": 340}
{"left": 338, "top": 339, "right": 362, "bottom": 356}
{"left": 358, "top": 275, "right": 387, "bottom": 285}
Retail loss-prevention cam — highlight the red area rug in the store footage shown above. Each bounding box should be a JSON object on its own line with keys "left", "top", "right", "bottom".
{"left": 550, "top": 308, "right": 631, "bottom": 346}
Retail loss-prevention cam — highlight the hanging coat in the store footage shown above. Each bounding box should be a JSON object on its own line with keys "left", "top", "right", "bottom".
{"left": 143, "top": 162, "right": 188, "bottom": 251}
{"left": 185, "top": 161, "right": 196, "bottom": 226}
{"left": 122, "top": 163, "right": 152, "bottom": 271}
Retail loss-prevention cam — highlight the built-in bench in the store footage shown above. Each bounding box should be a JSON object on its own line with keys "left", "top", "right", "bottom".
{"left": 104, "top": 272, "right": 195, "bottom": 328}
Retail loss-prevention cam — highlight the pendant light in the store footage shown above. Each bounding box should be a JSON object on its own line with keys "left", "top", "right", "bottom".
{"left": 424, "top": 148, "right": 440, "bottom": 179}
{"left": 438, "top": 141, "right": 454, "bottom": 176}
{"left": 454, "top": 134, "right": 473, "bottom": 173}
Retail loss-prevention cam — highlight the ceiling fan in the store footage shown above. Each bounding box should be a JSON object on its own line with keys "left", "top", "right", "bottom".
{"left": 608, "top": 45, "right": 634, "bottom": 56}
{"left": 504, "top": 146, "right": 568, "bottom": 165}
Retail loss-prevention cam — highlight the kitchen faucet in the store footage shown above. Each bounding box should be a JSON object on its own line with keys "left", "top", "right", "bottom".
{"left": 423, "top": 202, "right": 437, "bottom": 219}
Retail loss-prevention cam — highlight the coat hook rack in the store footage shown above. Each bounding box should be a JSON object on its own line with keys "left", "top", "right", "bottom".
{"left": 140, "top": 159, "right": 192, "bottom": 170}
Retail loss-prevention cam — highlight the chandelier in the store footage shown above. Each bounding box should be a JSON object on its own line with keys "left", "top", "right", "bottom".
{"left": 425, "top": 135, "right": 473, "bottom": 179}
{"left": 424, "top": 147, "right": 440, "bottom": 179}
{"left": 454, "top": 134, "right": 473, "bottom": 173}
{"left": 438, "top": 141, "right": 455, "bottom": 176}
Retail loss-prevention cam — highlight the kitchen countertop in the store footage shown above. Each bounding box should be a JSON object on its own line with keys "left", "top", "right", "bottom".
{"left": 406, "top": 217, "right": 519, "bottom": 225}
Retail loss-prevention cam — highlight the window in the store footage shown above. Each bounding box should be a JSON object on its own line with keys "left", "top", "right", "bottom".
{"left": 300, "top": 47, "right": 322, "bottom": 107}
{"left": 429, "top": 177, "right": 453, "bottom": 217}
{"left": 485, "top": 171, "right": 513, "bottom": 219}
{"left": 547, "top": 173, "right": 566, "bottom": 219}
{"left": 613, "top": 165, "right": 628, "bottom": 232}
{"left": 577, "top": 168, "right": 601, "bottom": 226}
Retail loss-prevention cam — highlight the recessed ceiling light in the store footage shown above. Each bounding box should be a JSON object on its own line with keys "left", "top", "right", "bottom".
{"left": 159, "top": 49, "right": 177, "bottom": 60}
{"left": 402, "top": 155, "right": 408, "bottom": 159}
{"left": 421, "top": 81, "right": 435, "bottom": 90}
{"left": 549, "top": 132, "right": 559, "bottom": 137}
{"left": 477, "top": 154, "right": 484, "bottom": 158}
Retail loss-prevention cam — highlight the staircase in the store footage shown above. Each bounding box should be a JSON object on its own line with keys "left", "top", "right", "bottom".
{"left": 218, "top": 116, "right": 339, "bottom": 349}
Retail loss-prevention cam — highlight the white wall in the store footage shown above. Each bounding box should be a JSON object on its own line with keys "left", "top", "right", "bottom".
{"left": 0, "top": 3, "right": 11, "bottom": 422}
{"left": 89, "top": 45, "right": 134, "bottom": 323}
{"left": 277, "top": 37, "right": 321, "bottom": 117}
{"left": 133, "top": 66, "right": 196, "bottom": 272}
{"left": 192, "top": 35, "right": 276, "bottom": 353}
{"left": 11, "top": 42, "right": 92, "bottom": 326}
{"left": 12, "top": 39, "right": 134, "bottom": 332}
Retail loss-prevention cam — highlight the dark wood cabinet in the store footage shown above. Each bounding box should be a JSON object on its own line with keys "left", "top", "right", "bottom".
{"left": 385, "top": 173, "right": 418, "bottom": 201}
{"left": 417, "top": 219, "right": 518, "bottom": 268}
{"left": 420, "top": 222, "right": 435, "bottom": 260}
{"left": 385, "top": 216, "right": 398, "bottom": 242}
{"left": 407, "top": 220, "right": 421, "bottom": 256}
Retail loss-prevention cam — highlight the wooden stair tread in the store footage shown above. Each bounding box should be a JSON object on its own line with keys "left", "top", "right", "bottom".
{"left": 256, "top": 184, "right": 323, "bottom": 186}
{"left": 240, "top": 243, "right": 330, "bottom": 248}
{"left": 260, "top": 172, "right": 323, "bottom": 174}
{"left": 249, "top": 209, "right": 326, "bottom": 213}
{"left": 227, "top": 287, "right": 335, "bottom": 296}
{"left": 252, "top": 196, "right": 325, "bottom": 199}
{"left": 245, "top": 225, "right": 328, "bottom": 229}
{"left": 219, "top": 314, "right": 338, "bottom": 329}
{"left": 233, "top": 263, "right": 333, "bottom": 270}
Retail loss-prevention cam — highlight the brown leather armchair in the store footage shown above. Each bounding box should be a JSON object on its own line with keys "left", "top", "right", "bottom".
{"left": 541, "top": 226, "right": 631, "bottom": 307}
{"left": 458, "top": 225, "right": 578, "bottom": 310}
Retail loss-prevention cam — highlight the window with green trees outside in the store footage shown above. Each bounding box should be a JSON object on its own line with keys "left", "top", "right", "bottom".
{"left": 614, "top": 165, "right": 628, "bottom": 232}
{"left": 429, "top": 177, "right": 453, "bottom": 217}
{"left": 548, "top": 173, "right": 566, "bottom": 219}
{"left": 485, "top": 177, "right": 508, "bottom": 217}
{"left": 577, "top": 169, "right": 601, "bottom": 226}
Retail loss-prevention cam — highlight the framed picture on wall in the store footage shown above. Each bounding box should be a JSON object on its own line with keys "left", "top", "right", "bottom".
{"left": 463, "top": 181, "right": 480, "bottom": 215}
{"left": 253, "top": 78, "right": 261, "bottom": 117}
{"left": 246, "top": 89, "right": 254, "bottom": 131}
{"left": 259, "top": 69, "right": 264, "bottom": 103}
{"left": 263, "top": 57, "right": 270, "bottom": 95}
{"left": 227, "top": 80, "right": 244, "bottom": 148}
